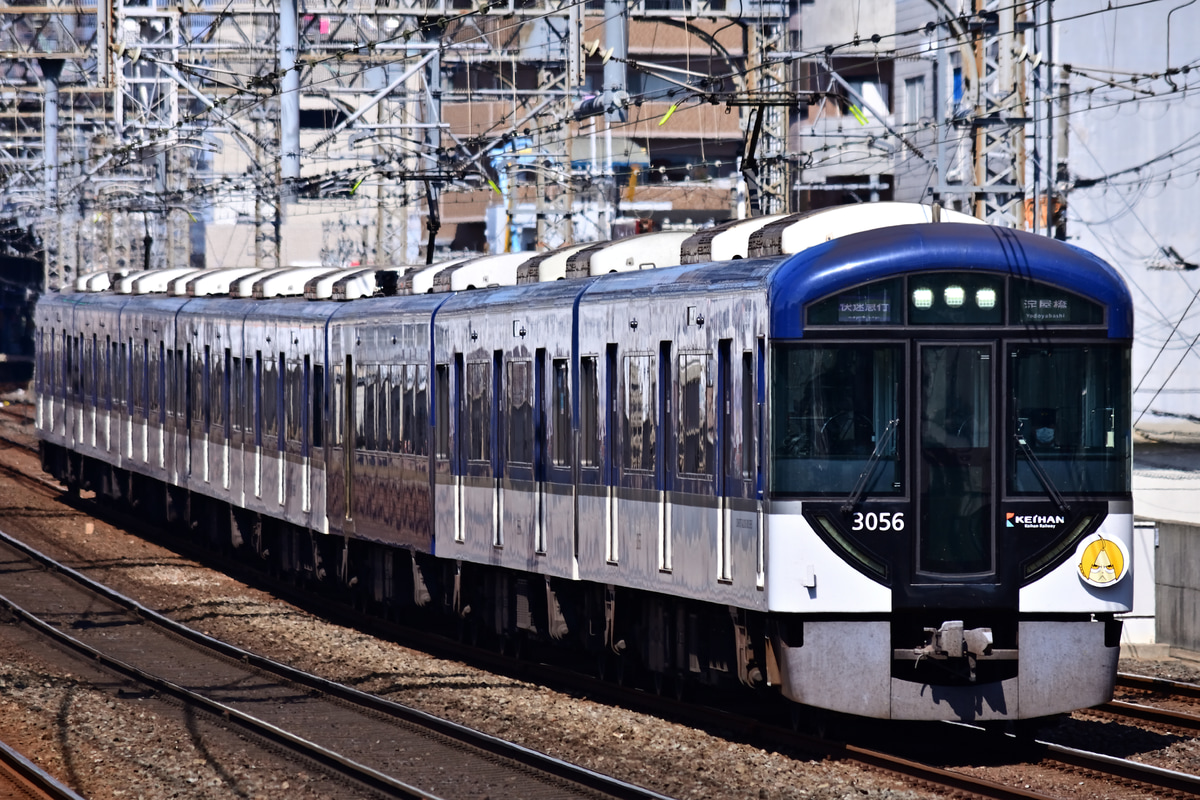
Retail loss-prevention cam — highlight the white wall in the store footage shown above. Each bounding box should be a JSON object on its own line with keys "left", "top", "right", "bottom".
{"left": 1056, "top": 0, "right": 1200, "bottom": 431}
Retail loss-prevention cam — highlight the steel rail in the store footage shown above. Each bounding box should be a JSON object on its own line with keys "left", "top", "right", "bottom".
{"left": 0, "top": 525, "right": 677, "bottom": 800}
{"left": 0, "top": 584, "right": 444, "bottom": 800}
{"left": 0, "top": 738, "right": 89, "bottom": 800}
{"left": 1118, "top": 671, "right": 1200, "bottom": 700}
{"left": 1039, "top": 739, "right": 1200, "bottom": 796}
{"left": 1098, "top": 699, "right": 1200, "bottom": 733}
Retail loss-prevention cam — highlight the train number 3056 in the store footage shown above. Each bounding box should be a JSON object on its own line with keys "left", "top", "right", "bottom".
{"left": 851, "top": 511, "right": 905, "bottom": 532}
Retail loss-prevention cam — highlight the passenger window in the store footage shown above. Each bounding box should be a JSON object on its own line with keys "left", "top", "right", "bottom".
{"left": 230, "top": 356, "right": 242, "bottom": 432}
{"left": 677, "top": 353, "right": 712, "bottom": 475}
{"left": 176, "top": 348, "right": 187, "bottom": 420}
{"left": 414, "top": 364, "right": 429, "bottom": 456}
{"left": 624, "top": 355, "right": 655, "bottom": 472}
{"left": 435, "top": 364, "right": 450, "bottom": 458}
{"left": 149, "top": 342, "right": 161, "bottom": 419}
{"left": 552, "top": 359, "right": 570, "bottom": 466}
{"left": 580, "top": 356, "right": 599, "bottom": 467}
{"left": 466, "top": 361, "right": 490, "bottom": 462}
{"left": 390, "top": 366, "right": 404, "bottom": 453}
{"left": 355, "top": 365, "right": 371, "bottom": 451}
{"left": 312, "top": 363, "right": 324, "bottom": 449}
{"left": 262, "top": 354, "right": 279, "bottom": 440}
{"left": 212, "top": 349, "right": 227, "bottom": 434}
{"left": 508, "top": 360, "right": 533, "bottom": 464}
{"left": 381, "top": 368, "right": 391, "bottom": 452}
{"left": 330, "top": 362, "right": 344, "bottom": 448}
{"left": 286, "top": 360, "right": 303, "bottom": 446}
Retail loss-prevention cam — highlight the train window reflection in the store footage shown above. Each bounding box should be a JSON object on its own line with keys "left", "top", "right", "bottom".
{"left": 466, "top": 361, "right": 491, "bottom": 462}
{"left": 624, "top": 355, "right": 656, "bottom": 472}
{"left": 580, "top": 357, "right": 599, "bottom": 467}
{"left": 677, "top": 353, "right": 713, "bottom": 475}
{"left": 508, "top": 360, "right": 533, "bottom": 464}
{"left": 414, "top": 365, "right": 429, "bottom": 456}
{"left": 552, "top": 359, "right": 571, "bottom": 466}
{"left": 1009, "top": 345, "right": 1131, "bottom": 495}
{"left": 919, "top": 345, "right": 992, "bottom": 576}
{"left": 770, "top": 344, "right": 902, "bottom": 496}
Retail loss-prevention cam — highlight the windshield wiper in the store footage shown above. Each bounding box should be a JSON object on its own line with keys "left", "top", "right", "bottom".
{"left": 1013, "top": 434, "right": 1071, "bottom": 514}
{"left": 841, "top": 418, "right": 899, "bottom": 514}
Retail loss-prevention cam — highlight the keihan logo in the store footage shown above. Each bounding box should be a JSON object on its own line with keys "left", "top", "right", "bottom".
{"left": 1006, "top": 512, "right": 1065, "bottom": 529}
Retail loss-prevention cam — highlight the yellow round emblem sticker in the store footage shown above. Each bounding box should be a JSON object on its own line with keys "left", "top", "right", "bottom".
{"left": 1077, "top": 536, "right": 1129, "bottom": 587}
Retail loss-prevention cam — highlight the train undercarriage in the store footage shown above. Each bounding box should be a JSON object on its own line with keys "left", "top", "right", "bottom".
{"left": 45, "top": 441, "right": 774, "bottom": 698}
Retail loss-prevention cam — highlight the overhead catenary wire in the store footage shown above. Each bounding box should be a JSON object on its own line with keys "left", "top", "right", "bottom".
{"left": 5, "top": 0, "right": 1200, "bottom": 238}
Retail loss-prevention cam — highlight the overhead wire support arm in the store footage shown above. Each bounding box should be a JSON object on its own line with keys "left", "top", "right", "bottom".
{"left": 740, "top": 104, "right": 765, "bottom": 216}
{"left": 158, "top": 64, "right": 274, "bottom": 162}
{"left": 824, "top": 69, "right": 927, "bottom": 161}
{"left": 710, "top": 91, "right": 824, "bottom": 107}
{"left": 423, "top": 179, "right": 440, "bottom": 266}
{"left": 306, "top": 51, "right": 439, "bottom": 154}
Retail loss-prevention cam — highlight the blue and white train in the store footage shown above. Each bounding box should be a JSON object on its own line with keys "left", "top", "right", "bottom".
{"left": 35, "top": 203, "right": 1134, "bottom": 721}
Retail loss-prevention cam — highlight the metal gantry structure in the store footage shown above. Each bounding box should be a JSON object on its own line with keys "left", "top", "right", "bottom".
{"left": 0, "top": 0, "right": 1061, "bottom": 292}
{"left": 933, "top": 0, "right": 1035, "bottom": 229}
{"left": 0, "top": 0, "right": 797, "bottom": 290}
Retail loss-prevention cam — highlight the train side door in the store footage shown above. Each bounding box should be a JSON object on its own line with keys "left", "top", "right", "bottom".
{"left": 343, "top": 353, "right": 355, "bottom": 533}
{"left": 453, "top": 353, "right": 466, "bottom": 544}
{"left": 604, "top": 344, "right": 618, "bottom": 563}
{"left": 903, "top": 342, "right": 1000, "bottom": 607}
{"left": 657, "top": 341, "right": 673, "bottom": 572}
{"left": 533, "top": 348, "right": 547, "bottom": 554}
{"left": 717, "top": 340, "right": 731, "bottom": 582}
{"left": 84, "top": 334, "right": 95, "bottom": 448}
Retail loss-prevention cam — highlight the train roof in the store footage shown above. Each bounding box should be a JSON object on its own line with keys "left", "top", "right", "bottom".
{"left": 41, "top": 206, "right": 1130, "bottom": 341}
{"left": 179, "top": 296, "right": 343, "bottom": 324}
{"left": 326, "top": 291, "right": 450, "bottom": 323}
{"left": 746, "top": 202, "right": 983, "bottom": 258}
{"left": 767, "top": 223, "right": 1134, "bottom": 339}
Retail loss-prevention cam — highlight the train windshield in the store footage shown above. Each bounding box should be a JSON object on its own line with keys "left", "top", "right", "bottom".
{"left": 1008, "top": 344, "right": 1131, "bottom": 495}
{"left": 770, "top": 343, "right": 902, "bottom": 496}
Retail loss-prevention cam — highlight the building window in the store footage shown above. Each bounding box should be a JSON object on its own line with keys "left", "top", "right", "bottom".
{"left": 904, "top": 76, "right": 925, "bottom": 125}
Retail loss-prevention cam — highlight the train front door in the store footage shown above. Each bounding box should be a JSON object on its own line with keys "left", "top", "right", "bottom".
{"left": 901, "top": 342, "right": 1000, "bottom": 607}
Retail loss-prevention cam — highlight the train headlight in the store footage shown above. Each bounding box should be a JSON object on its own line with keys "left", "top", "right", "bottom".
{"left": 976, "top": 288, "right": 997, "bottom": 309}
{"left": 912, "top": 288, "right": 934, "bottom": 309}
{"left": 944, "top": 285, "right": 965, "bottom": 307}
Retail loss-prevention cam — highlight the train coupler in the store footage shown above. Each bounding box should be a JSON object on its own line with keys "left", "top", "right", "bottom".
{"left": 901, "top": 620, "right": 995, "bottom": 682}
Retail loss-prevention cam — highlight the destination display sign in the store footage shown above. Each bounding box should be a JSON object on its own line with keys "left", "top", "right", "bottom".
{"left": 1010, "top": 280, "right": 1104, "bottom": 326}
{"left": 1019, "top": 297, "right": 1071, "bottom": 322}
{"left": 807, "top": 278, "right": 902, "bottom": 325}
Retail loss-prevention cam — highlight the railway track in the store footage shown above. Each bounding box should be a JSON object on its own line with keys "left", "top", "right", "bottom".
{"left": 1079, "top": 672, "right": 1200, "bottom": 736}
{"left": 0, "top": 738, "right": 88, "bottom": 800}
{"left": 587, "top": 675, "right": 1200, "bottom": 800}
{"left": 0, "top": 523, "right": 675, "bottom": 800}
{"left": 1119, "top": 672, "right": 1200, "bottom": 701}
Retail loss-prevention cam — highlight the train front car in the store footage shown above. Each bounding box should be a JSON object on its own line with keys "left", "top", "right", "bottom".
{"left": 765, "top": 223, "right": 1133, "bottom": 721}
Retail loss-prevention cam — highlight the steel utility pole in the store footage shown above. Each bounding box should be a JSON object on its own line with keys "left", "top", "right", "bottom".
{"left": 935, "top": 0, "right": 1029, "bottom": 227}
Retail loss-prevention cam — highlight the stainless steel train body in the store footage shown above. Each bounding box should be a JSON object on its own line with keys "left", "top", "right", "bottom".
{"left": 35, "top": 221, "right": 1134, "bottom": 721}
